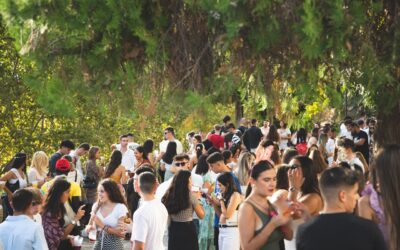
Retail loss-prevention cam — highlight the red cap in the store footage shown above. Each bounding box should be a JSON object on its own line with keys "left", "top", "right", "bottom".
{"left": 55, "top": 158, "right": 71, "bottom": 172}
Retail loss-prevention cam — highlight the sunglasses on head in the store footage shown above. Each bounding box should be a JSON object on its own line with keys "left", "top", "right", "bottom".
{"left": 175, "top": 162, "right": 187, "bottom": 167}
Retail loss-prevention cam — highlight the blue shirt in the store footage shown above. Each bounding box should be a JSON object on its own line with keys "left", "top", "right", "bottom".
{"left": 0, "top": 215, "right": 48, "bottom": 250}
{"left": 214, "top": 171, "right": 242, "bottom": 227}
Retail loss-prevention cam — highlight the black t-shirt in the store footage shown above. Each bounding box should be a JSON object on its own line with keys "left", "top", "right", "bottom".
{"left": 243, "top": 126, "right": 264, "bottom": 150}
{"left": 297, "top": 213, "right": 387, "bottom": 250}
{"left": 353, "top": 130, "right": 369, "bottom": 161}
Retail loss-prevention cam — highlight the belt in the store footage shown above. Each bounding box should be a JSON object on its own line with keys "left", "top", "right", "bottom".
{"left": 219, "top": 224, "right": 238, "bottom": 228}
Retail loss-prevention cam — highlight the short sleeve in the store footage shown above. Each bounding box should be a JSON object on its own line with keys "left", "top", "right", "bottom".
{"left": 132, "top": 213, "right": 148, "bottom": 243}
{"left": 91, "top": 202, "right": 99, "bottom": 215}
{"left": 116, "top": 204, "right": 129, "bottom": 219}
{"left": 165, "top": 163, "right": 172, "bottom": 171}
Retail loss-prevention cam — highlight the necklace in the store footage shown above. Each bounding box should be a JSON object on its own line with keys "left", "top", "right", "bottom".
{"left": 250, "top": 197, "right": 270, "bottom": 213}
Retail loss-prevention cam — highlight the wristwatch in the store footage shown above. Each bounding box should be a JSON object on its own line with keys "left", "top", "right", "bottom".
{"left": 289, "top": 186, "right": 298, "bottom": 192}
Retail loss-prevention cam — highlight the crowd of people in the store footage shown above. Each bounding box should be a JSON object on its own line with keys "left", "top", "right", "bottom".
{"left": 0, "top": 114, "right": 398, "bottom": 250}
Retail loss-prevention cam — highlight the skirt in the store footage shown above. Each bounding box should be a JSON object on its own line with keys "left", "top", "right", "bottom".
{"left": 169, "top": 221, "right": 199, "bottom": 250}
{"left": 93, "top": 230, "right": 123, "bottom": 250}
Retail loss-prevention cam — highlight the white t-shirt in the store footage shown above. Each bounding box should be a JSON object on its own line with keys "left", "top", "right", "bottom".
{"left": 347, "top": 157, "right": 365, "bottom": 173}
{"left": 121, "top": 149, "right": 136, "bottom": 172}
{"left": 260, "top": 126, "right": 269, "bottom": 137}
{"left": 131, "top": 199, "right": 168, "bottom": 250}
{"left": 92, "top": 203, "right": 128, "bottom": 231}
{"left": 326, "top": 138, "right": 336, "bottom": 166}
{"left": 159, "top": 139, "right": 183, "bottom": 154}
{"left": 155, "top": 178, "right": 173, "bottom": 201}
{"left": 69, "top": 151, "right": 83, "bottom": 180}
{"left": 340, "top": 123, "right": 353, "bottom": 139}
{"left": 278, "top": 128, "right": 291, "bottom": 150}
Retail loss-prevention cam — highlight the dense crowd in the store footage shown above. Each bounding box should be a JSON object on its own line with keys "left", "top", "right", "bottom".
{"left": 0, "top": 114, "right": 398, "bottom": 250}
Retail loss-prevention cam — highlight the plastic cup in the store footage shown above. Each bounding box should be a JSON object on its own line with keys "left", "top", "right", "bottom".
{"left": 32, "top": 181, "right": 38, "bottom": 188}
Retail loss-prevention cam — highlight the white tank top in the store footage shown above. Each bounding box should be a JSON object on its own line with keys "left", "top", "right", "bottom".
{"left": 9, "top": 168, "right": 28, "bottom": 188}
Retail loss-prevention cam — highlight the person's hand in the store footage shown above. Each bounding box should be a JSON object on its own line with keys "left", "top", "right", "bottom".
{"left": 206, "top": 194, "right": 219, "bottom": 206}
{"left": 118, "top": 217, "right": 132, "bottom": 233}
{"left": 289, "top": 201, "right": 311, "bottom": 221}
{"left": 271, "top": 211, "right": 292, "bottom": 228}
{"left": 288, "top": 167, "right": 304, "bottom": 190}
{"left": 74, "top": 205, "right": 86, "bottom": 221}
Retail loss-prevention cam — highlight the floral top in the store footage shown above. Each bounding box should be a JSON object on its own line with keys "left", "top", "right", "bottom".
{"left": 42, "top": 212, "right": 63, "bottom": 249}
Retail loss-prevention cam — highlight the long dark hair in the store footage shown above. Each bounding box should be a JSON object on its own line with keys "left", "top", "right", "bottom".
{"left": 162, "top": 141, "right": 177, "bottom": 164}
{"left": 294, "top": 155, "right": 320, "bottom": 195}
{"left": 217, "top": 172, "right": 237, "bottom": 206}
{"left": 246, "top": 160, "right": 275, "bottom": 197}
{"left": 96, "top": 179, "right": 127, "bottom": 211}
{"left": 105, "top": 150, "right": 122, "bottom": 178}
{"left": 43, "top": 179, "right": 70, "bottom": 221}
{"left": 266, "top": 125, "right": 280, "bottom": 143}
{"left": 88, "top": 146, "right": 100, "bottom": 161}
{"left": 1, "top": 152, "right": 27, "bottom": 175}
{"left": 195, "top": 154, "right": 209, "bottom": 176}
{"left": 276, "top": 164, "right": 290, "bottom": 190}
{"left": 162, "top": 170, "right": 191, "bottom": 214}
{"left": 135, "top": 146, "right": 149, "bottom": 161}
{"left": 374, "top": 144, "right": 400, "bottom": 250}
{"left": 143, "top": 140, "right": 154, "bottom": 154}
{"left": 195, "top": 143, "right": 204, "bottom": 159}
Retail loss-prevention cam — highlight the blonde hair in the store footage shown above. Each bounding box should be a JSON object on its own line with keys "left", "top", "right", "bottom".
{"left": 31, "top": 151, "right": 49, "bottom": 176}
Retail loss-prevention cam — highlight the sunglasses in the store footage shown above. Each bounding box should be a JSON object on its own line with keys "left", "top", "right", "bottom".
{"left": 175, "top": 162, "right": 187, "bottom": 167}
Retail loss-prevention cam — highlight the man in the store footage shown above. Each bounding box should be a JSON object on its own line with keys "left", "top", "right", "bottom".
{"left": 207, "top": 124, "right": 224, "bottom": 150}
{"left": 296, "top": 167, "right": 387, "bottom": 250}
{"left": 242, "top": 119, "right": 264, "bottom": 152}
{"left": 260, "top": 120, "right": 270, "bottom": 137}
{"left": 69, "top": 143, "right": 90, "bottom": 182}
{"left": 0, "top": 189, "right": 48, "bottom": 250}
{"left": 49, "top": 140, "right": 75, "bottom": 177}
{"left": 131, "top": 172, "right": 168, "bottom": 250}
{"left": 340, "top": 117, "right": 353, "bottom": 139}
{"left": 348, "top": 122, "right": 369, "bottom": 162}
{"left": 238, "top": 118, "right": 248, "bottom": 134}
{"left": 119, "top": 134, "right": 136, "bottom": 174}
{"left": 220, "top": 115, "right": 231, "bottom": 135}
{"left": 357, "top": 119, "right": 370, "bottom": 144}
{"left": 224, "top": 123, "right": 242, "bottom": 149}
{"left": 41, "top": 158, "right": 82, "bottom": 212}
{"left": 159, "top": 127, "right": 183, "bottom": 156}
{"left": 325, "top": 127, "right": 336, "bottom": 166}
{"left": 206, "top": 152, "right": 242, "bottom": 250}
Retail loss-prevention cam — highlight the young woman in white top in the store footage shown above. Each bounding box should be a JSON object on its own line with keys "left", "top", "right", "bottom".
{"left": 278, "top": 121, "right": 291, "bottom": 152}
{"left": 86, "top": 179, "right": 128, "bottom": 250}
{"left": 28, "top": 151, "right": 48, "bottom": 188}
{"left": 0, "top": 152, "right": 28, "bottom": 218}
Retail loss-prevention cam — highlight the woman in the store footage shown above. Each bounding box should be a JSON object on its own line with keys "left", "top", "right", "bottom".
{"left": 285, "top": 155, "right": 323, "bottom": 250}
{"left": 86, "top": 179, "right": 128, "bottom": 250}
{"left": 160, "top": 141, "right": 177, "bottom": 182}
{"left": 307, "top": 127, "right": 319, "bottom": 148}
{"left": 266, "top": 125, "right": 280, "bottom": 144}
{"left": 162, "top": 170, "right": 204, "bottom": 250}
{"left": 0, "top": 152, "right": 28, "bottom": 219}
{"left": 134, "top": 146, "right": 151, "bottom": 169}
{"left": 357, "top": 168, "right": 388, "bottom": 243}
{"left": 235, "top": 151, "right": 255, "bottom": 194}
{"left": 282, "top": 148, "right": 298, "bottom": 164}
{"left": 317, "top": 133, "right": 329, "bottom": 162}
{"left": 292, "top": 128, "right": 308, "bottom": 155}
{"left": 190, "top": 143, "right": 206, "bottom": 171}
{"left": 195, "top": 155, "right": 215, "bottom": 250}
{"left": 238, "top": 161, "right": 293, "bottom": 250}
{"left": 278, "top": 121, "right": 291, "bottom": 152}
{"left": 85, "top": 146, "right": 102, "bottom": 203}
{"left": 213, "top": 172, "right": 242, "bottom": 250}
{"left": 28, "top": 151, "right": 48, "bottom": 188}
{"left": 42, "top": 179, "right": 85, "bottom": 249}
{"left": 308, "top": 149, "right": 328, "bottom": 177}
{"left": 104, "top": 150, "right": 127, "bottom": 185}
{"left": 143, "top": 139, "right": 155, "bottom": 166}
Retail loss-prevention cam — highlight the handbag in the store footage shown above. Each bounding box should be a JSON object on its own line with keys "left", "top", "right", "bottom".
{"left": 83, "top": 176, "right": 97, "bottom": 189}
